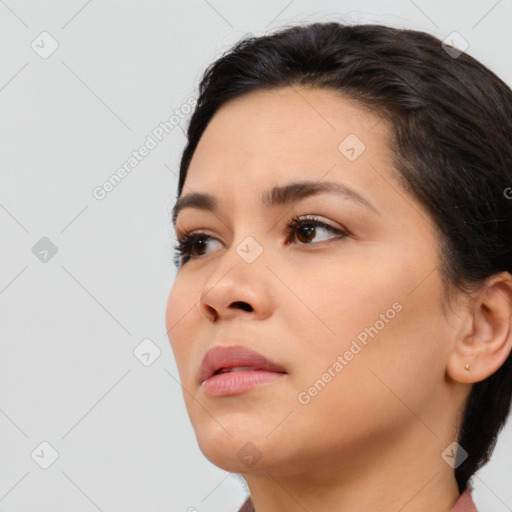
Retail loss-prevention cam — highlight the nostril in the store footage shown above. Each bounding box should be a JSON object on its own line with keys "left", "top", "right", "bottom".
{"left": 202, "top": 304, "right": 218, "bottom": 322}
{"left": 230, "top": 301, "right": 252, "bottom": 312}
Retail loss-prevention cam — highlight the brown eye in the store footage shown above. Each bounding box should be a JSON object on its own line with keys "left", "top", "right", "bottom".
{"left": 173, "top": 232, "right": 221, "bottom": 267}
{"left": 173, "top": 215, "right": 348, "bottom": 268}
{"left": 296, "top": 224, "right": 316, "bottom": 243}
{"left": 286, "top": 215, "right": 348, "bottom": 245}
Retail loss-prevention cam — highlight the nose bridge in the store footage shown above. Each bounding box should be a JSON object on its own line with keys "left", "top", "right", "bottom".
{"left": 198, "top": 226, "right": 273, "bottom": 322}
{"left": 220, "top": 198, "right": 272, "bottom": 264}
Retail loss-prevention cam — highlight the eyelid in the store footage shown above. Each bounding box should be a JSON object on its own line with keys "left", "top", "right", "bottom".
{"left": 286, "top": 214, "right": 349, "bottom": 238}
{"left": 175, "top": 213, "right": 348, "bottom": 235}
{"left": 175, "top": 215, "right": 347, "bottom": 241}
{"left": 173, "top": 214, "right": 350, "bottom": 269}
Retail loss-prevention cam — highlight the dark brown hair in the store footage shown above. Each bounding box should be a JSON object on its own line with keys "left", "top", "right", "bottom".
{"left": 175, "top": 21, "right": 512, "bottom": 493}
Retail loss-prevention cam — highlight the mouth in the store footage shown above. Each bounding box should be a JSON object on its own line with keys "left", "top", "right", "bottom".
{"left": 198, "top": 345, "right": 287, "bottom": 397}
{"left": 214, "top": 366, "right": 256, "bottom": 374}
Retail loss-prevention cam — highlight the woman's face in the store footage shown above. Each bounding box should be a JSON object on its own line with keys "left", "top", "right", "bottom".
{"left": 166, "top": 87, "right": 463, "bottom": 478}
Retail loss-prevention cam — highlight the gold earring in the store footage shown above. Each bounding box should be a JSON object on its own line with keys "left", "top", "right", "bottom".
{"left": 464, "top": 363, "right": 471, "bottom": 371}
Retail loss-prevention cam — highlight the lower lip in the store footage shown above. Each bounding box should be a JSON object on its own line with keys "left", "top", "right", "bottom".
{"left": 201, "top": 370, "right": 286, "bottom": 397}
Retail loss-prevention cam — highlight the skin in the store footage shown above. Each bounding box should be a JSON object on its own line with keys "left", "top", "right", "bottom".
{"left": 166, "top": 86, "right": 512, "bottom": 512}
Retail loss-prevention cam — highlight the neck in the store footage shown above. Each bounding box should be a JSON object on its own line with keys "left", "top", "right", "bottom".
{"left": 243, "top": 425, "right": 461, "bottom": 512}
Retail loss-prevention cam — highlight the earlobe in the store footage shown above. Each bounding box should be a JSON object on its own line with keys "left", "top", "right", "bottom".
{"left": 447, "top": 337, "right": 486, "bottom": 384}
{"left": 447, "top": 272, "right": 512, "bottom": 385}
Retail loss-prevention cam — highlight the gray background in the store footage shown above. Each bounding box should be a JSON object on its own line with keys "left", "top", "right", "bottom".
{"left": 1, "top": 1, "right": 511, "bottom": 510}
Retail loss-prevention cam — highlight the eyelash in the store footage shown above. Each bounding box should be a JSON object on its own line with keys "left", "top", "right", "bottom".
{"left": 172, "top": 215, "right": 349, "bottom": 268}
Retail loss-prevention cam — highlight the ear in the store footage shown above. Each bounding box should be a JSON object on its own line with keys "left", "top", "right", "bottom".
{"left": 447, "top": 271, "right": 512, "bottom": 384}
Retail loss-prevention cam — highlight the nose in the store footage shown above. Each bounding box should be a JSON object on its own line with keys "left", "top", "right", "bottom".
{"left": 202, "top": 299, "right": 253, "bottom": 322}
{"left": 198, "top": 248, "right": 274, "bottom": 323}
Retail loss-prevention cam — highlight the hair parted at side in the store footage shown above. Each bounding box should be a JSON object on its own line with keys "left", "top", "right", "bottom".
{"left": 176, "top": 21, "right": 512, "bottom": 493}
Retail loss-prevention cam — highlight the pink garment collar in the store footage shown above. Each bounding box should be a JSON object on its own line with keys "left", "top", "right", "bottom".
{"left": 238, "top": 489, "right": 478, "bottom": 512}
{"left": 451, "top": 489, "right": 478, "bottom": 512}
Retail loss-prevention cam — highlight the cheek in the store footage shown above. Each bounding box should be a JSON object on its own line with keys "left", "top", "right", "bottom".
{"left": 288, "top": 303, "right": 448, "bottom": 450}
{"left": 284, "top": 253, "right": 400, "bottom": 354}
{"left": 165, "top": 277, "right": 201, "bottom": 379}
{"left": 287, "top": 251, "right": 449, "bottom": 409}
{"left": 165, "top": 280, "right": 182, "bottom": 336}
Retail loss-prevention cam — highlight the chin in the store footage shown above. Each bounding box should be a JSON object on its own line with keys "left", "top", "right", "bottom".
{"left": 191, "top": 416, "right": 274, "bottom": 473}
{"left": 195, "top": 431, "right": 265, "bottom": 473}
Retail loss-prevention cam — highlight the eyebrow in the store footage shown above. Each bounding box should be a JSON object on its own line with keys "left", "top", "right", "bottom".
{"left": 172, "top": 180, "right": 378, "bottom": 227}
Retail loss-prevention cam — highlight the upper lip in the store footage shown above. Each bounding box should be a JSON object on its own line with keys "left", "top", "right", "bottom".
{"left": 198, "top": 345, "right": 287, "bottom": 384}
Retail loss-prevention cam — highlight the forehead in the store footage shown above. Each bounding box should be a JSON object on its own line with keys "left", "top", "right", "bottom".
{"left": 183, "top": 86, "right": 396, "bottom": 206}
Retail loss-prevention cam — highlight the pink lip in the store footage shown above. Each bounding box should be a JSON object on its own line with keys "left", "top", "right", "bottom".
{"left": 198, "top": 345, "right": 287, "bottom": 396}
